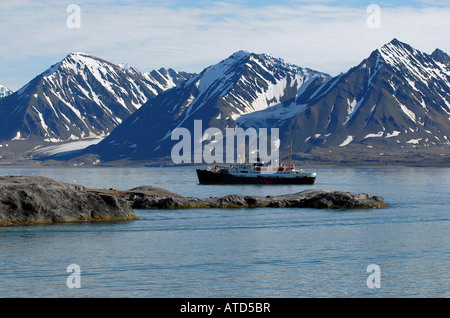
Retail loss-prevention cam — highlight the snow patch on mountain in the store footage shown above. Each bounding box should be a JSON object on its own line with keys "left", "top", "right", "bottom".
{"left": 0, "top": 85, "right": 12, "bottom": 98}
{"left": 32, "top": 138, "right": 104, "bottom": 156}
{"left": 385, "top": 131, "right": 401, "bottom": 138}
{"left": 365, "top": 131, "right": 384, "bottom": 139}
{"left": 343, "top": 97, "right": 365, "bottom": 126}
{"left": 399, "top": 103, "right": 417, "bottom": 123}
{"left": 339, "top": 135, "right": 353, "bottom": 147}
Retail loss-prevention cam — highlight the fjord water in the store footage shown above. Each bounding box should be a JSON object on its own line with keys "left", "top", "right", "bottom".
{"left": 0, "top": 167, "right": 449, "bottom": 297}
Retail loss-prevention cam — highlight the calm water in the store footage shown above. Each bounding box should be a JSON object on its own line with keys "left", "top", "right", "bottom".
{"left": 0, "top": 167, "right": 449, "bottom": 298}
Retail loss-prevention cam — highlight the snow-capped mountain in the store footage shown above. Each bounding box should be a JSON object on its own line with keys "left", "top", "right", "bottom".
{"left": 86, "top": 50, "right": 329, "bottom": 161}
{"left": 83, "top": 39, "right": 450, "bottom": 165}
{"left": 0, "top": 84, "right": 12, "bottom": 98}
{"left": 431, "top": 48, "right": 450, "bottom": 67}
{"left": 0, "top": 52, "right": 192, "bottom": 143}
{"left": 275, "top": 38, "right": 450, "bottom": 153}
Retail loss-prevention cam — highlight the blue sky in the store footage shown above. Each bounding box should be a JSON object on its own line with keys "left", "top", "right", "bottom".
{"left": 153, "top": 0, "right": 450, "bottom": 9}
{"left": 1, "top": 0, "right": 449, "bottom": 91}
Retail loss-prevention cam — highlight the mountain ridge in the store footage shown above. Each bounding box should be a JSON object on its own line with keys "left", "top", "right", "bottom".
{"left": 0, "top": 52, "right": 193, "bottom": 143}
{"left": 1, "top": 39, "right": 449, "bottom": 166}
{"left": 83, "top": 50, "right": 329, "bottom": 162}
{"left": 0, "top": 52, "right": 194, "bottom": 164}
{"left": 79, "top": 39, "right": 450, "bottom": 166}
{"left": 272, "top": 38, "right": 450, "bottom": 155}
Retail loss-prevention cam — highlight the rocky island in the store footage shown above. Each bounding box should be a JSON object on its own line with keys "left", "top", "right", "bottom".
{"left": 97, "top": 187, "right": 388, "bottom": 210}
{"left": 0, "top": 176, "right": 387, "bottom": 226}
{"left": 0, "top": 176, "right": 137, "bottom": 226}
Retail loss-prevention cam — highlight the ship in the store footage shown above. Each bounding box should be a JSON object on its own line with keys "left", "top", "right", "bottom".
{"left": 196, "top": 142, "right": 317, "bottom": 185}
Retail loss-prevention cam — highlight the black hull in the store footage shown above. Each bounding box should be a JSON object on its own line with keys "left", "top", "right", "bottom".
{"left": 196, "top": 169, "right": 316, "bottom": 185}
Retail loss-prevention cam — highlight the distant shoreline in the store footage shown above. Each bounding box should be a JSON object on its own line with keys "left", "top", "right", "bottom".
{"left": 0, "top": 161, "right": 448, "bottom": 169}
{"left": 0, "top": 164, "right": 449, "bottom": 169}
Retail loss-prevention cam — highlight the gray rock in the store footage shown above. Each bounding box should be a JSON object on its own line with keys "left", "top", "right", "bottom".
{"left": 128, "top": 188, "right": 387, "bottom": 210}
{"left": 0, "top": 176, "right": 137, "bottom": 226}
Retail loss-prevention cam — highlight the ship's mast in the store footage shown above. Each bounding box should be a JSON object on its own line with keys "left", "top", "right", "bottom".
{"left": 288, "top": 140, "right": 292, "bottom": 169}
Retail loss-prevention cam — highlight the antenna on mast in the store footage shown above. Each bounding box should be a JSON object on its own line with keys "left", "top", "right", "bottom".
{"left": 288, "top": 140, "right": 293, "bottom": 169}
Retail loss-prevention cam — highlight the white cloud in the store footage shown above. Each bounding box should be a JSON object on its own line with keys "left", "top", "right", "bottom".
{"left": 0, "top": 1, "right": 449, "bottom": 90}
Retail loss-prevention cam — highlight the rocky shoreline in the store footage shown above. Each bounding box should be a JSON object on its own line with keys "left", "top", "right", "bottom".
{"left": 102, "top": 187, "right": 388, "bottom": 210}
{"left": 0, "top": 176, "right": 137, "bottom": 226}
{"left": 87, "top": 184, "right": 388, "bottom": 210}
{"left": 0, "top": 176, "right": 388, "bottom": 226}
